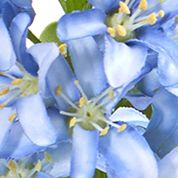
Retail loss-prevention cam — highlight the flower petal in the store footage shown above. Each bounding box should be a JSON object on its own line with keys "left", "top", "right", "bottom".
{"left": 99, "top": 126, "right": 158, "bottom": 178}
{"left": 9, "top": 12, "right": 38, "bottom": 75}
{"left": 57, "top": 9, "right": 106, "bottom": 41}
{"left": 88, "top": 0, "right": 120, "bottom": 13}
{"left": 144, "top": 89, "right": 178, "bottom": 157}
{"left": 16, "top": 94, "right": 57, "bottom": 146}
{"left": 68, "top": 36, "right": 108, "bottom": 98}
{"left": 158, "top": 146, "right": 178, "bottom": 178}
{"left": 70, "top": 125, "right": 98, "bottom": 178}
{"left": 0, "top": 17, "right": 16, "bottom": 70}
{"left": 36, "top": 172, "right": 52, "bottom": 178}
{"left": 104, "top": 36, "right": 148, "bottom": 88}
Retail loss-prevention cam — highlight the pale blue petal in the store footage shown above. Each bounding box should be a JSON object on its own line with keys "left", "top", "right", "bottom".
{"left": 110, "top": 107, "right": 149, "bottom": 133}
{"left": 0, "top": 18, "right": 16, "bottom": 70}
{"left": 158, "top": 146, "right": 178, "bottom": 178}
{"left": 46, "top": 55, "right": 80, "bottom": 110}
{"left": 16, "top": 94, "right": 57, "bottom": 146}
{"left": 88, "top": 0, "right": 120, "bottom": 12}
{"left": 104, "top": 36, "right": 148, "bottom": 88}
{"left": 28, "top": 43, "right": 59, "bottom": 96}
{"left": 68, "top": 36, "right": 108, "bottom": 98}
{"left": 57, "top": 9, "right": 106, "bottom": 41}
{"left": 36, "top": 172, "right": 52, "bottom": 178}
{"left": 9, "top": 13, "right": 38, "bottom": 75}
{"left": 100, "top": 126, "right": 158, "bottom": 178}
{"left": 71, "top": 125, "right": 98, "bottom": 178}
{"left": 144, "top": 89, "right": 178, "bottom": 157}
{"left": 166, "top": 84, "right": 178, "bottom": 97}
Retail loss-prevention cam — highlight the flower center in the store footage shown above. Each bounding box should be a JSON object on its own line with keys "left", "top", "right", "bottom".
{"left": 107, "top": 0, "right": 165, "bottom": 42}
{"left": 0, "top": 63, "right": 38, "bottom": 110}
{"left": 56, "top": 80, "right": 127, "bottom": 136}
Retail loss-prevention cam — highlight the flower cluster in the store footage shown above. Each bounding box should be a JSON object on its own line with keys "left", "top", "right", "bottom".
{"left": 0, "top": 0, "right": 178, "bottom": 178}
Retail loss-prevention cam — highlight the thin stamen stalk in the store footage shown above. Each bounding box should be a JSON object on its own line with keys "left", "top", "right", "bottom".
{"left": 60, "top": 110, "right": 80, "bottom": 117}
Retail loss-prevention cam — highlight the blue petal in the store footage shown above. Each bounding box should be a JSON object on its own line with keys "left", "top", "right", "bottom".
{"left": 104, "top": 36, "right": 148, "bottom": 88}
{"left": 144, "top": 89, "right": 178, "bottom": 157}
{"left": 68, "top": 36, "right": 108, "bottom": 98}
{"left": 99, "top": 126, "right": 158, "bottom": 178}
{"left": 88, "top": 0, "right": 120, "bottom": 13}
{"left": 0, "top": 121, "right": 42, "bottom": 159}
{"left": 158, "top": 146, "right": 178, "bottom": 178}
{"left": 57, "top": 9, "right": 106, "bottom": 41}
{"left": 35, "top": 172, "right": 52, "bottom": 178}
{"left": 110, "top": 107, "right": 149, "bottom": 134}
{"left": 70, "top": 125, "right": 98, "bottom": 178}
{"left": 9, "top": 12, "right": 38, "bottom": 75}
{"left": 46, "top": 54, "right": 80, "bottom": 110}
{"left": 16, "top": 94, "right": 57, "bottom": 146}
{"left": 28, "top": 43, "right": 59, "bottom": 97}
{"left": 0, "top": 17, "right": 16, "bottom": 70}
{"left": 45, "top": 141, "right": 72, "bottom": 177}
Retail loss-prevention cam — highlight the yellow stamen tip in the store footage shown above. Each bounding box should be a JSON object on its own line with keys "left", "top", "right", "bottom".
{"left": 100, "top": 127, "right": 109, "bottom": 136}
{"left": 59, "top": 43, "right": 67, "bottom": 57}
{"left": 35, "top": 160, "right": 42, "bottom": 172}
{"left": 69, "top": 117, "right": 77, "bottom": 128}
{"left": 44, "top": 152, "right": 52, "bottom": 162}
{"left": 8, "top": 113, "right": 17, "bottom": 122}
{"left": 118, "top": 124, "right": 127, "bottom": 132}
{"left": 147, "top": 13, "right": 157, "bottom": 25}
{"left": 0, "top": 88, "right": 9, "bottom": 96}
{"left": 74, "top": 80, "right": 79, "bottom": 85}
{"left": 108, "top": 90, "right": 114, "bottom": 99}
{"left": 119, "top": 2, "right": 130, "bottom": 14}
{"left": 107, "top": 27, "right": 116, "bottom": 37}
{"left": 0, "top": 104, "right": 6, "bottom": 110}
{"left": 79, "top": 97, "right": 87, "bottom": 108}
{"left": 158, "top": 10, "right": 165, "bottom": 17}
{"left": 55, "top": 85, "right": 62, "bottom": 96}
{"left": 176, "top": 16, "right": 178, "bottom": 20}
{"left": 7, "top": 160, "right": 17, "bottom": 173}
{"left": 138, "top": 0, "right": 148, "bottom": 11}
{"left": 11, "top": 78, "right": 23, "bottom": 85}
{"left": 116, "top": 25, "right": 127, "bottom": 37}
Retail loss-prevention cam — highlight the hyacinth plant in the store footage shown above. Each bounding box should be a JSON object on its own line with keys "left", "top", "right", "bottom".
{"left": 0, "top": 0, "right": 178, "bottom": 178}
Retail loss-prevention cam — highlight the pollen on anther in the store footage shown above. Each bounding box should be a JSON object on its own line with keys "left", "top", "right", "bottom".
{"left": 119, "top": 2, "right": 130, "bottom": 14}
{"left": 100, "top": 127, "right": 109, "bottom": 136}
{"left": 0, "top": 104, "right": 6, "bottom": 110}
{"left": 147, "top": 13, "right": 157, "bottom": 25}
{"left": 0, "top": 88, "right": 9, "bottom": 96}
{"left": 55, "top": 85, "right": 62, "bottom": 96}
{"left": 8, "top": 113, "right": 17, "bottom": 122}
{"left": 59, "top": 43, "right": 67, "bottom": 57}
{"left": 107, "top": 27, "right": 116, "bottom": 37}
{"left": 118, "top": 124, "right": 127, "bottom": 132}
{"left": 69, "top": 117, "right": 77, "bottom": 128}
{"left": 158, "top": 10, "right": 165, "bottom": 17}
{"left": 35, "top": 160, "right": 42, "bottom": 172}
{"left": 7, "top": 160, "right": 17, "bottom": 173}
{"left": 116, "top": 25, "right": 127, "bottom": 37}
{"left": 79, "top": 97, "right": 87, "bottom": 108}
{"left": 11, "top": 78, "right": 23, "bottom": 85}
{"left": 138, "top": 0, "right": 148, "bottom": 11}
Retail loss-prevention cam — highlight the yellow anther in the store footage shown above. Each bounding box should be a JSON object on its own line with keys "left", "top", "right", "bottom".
{"left": 159, "top": 0, "right": 166, "bottom": 3}
{"left": 119, "top": 2, "right": 130, "bottom": 14}
{"left": 118, "top": 124, "right": 127, "bottom": 132}
{"left": 7, "top": 160, "right": 17, "bottom": 173}
{"left": 79, "top": 97, "right": 87, "bottom": 108}
{"left": 55, "top": 85, "right": 62, "bottom": 96}
{"left": 0, "top": 104, "right": 6, "bottom": 110}
{"left": 44, "top": 152, "right": 52, "bottom": 162}
{"left": 147, "top": 13, "right": 157, "bottom": 25}
{"left": 59, "top": 43, "right": 67, "bottom": 57}
{"left": 74, "top": 80, "right": 79, "bottom": 85}
{"left": 100, "top": 127, "right": 109, "bottom": 136}
{"left": 11, "top": 78, "right": 23, "bottom": 85}
{"left": 0, "top": 88, "right": 9, "bottom": 96}
{"left": 107, "top": 27, "right": 116, "bottom": 37}
{"left": 8, "top": 113, "right": 17, "bottom": 122}
{"left": 35, "top": 160, "right": 42, "bottom": 172}
{"left": 116, "top": 25, "right": 127, "bottom": 37}
{"left": 138, "top": 0, "right": 148, "bottom": 11}
{"left": 176, "top": 16, "right": 178, "bottom": 20}
{"left": 69, "top": 117, "right": 77, "bottom": 128}
{"left": 108, "top": 90, "right": 114, "bottom": 99}
{"left": 158, "top": 10, "right": 165, "bottom": 17}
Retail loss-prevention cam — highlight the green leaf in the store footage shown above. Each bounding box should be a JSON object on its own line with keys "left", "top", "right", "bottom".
{"left": 28, "top": 30, "right": 41, "bottom": 43}
{"left": 58, "top": 0, "right": 91, "bottom": 13}
{"left": 39, "top": 22, "right": 61, "bottom": 45}
{"left": 94, "top": 169, "right": 107, "bottom": 178}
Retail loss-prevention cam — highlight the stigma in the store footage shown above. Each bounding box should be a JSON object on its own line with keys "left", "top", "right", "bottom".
{"left": 55, "top": 80, "right": 127, "bottom": 136}
{"left": 0, "top": 63, "right": 38, "bottom": 109}
{"left": 107, "top": 0, "right": 165, "bottom": 42}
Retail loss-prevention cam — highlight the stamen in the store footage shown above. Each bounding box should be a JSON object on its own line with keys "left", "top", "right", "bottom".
{"left": 59, "top": 43, "right": 67, "bottom": 57}
{"left": 7, "top": 160, "right": 17, "bottom": 173}
{"left": 55, "top": 85, "right": 62, "bottom": 96}
{"left": 107, "top": 27, "right": 116, "bottom": 37}
{"left": 158, "top": 10, "right": 165, "bottom": 17}
{"left": 11, "top": 78, "right": 23, "bottom": 85}
{"left": 100, "top": 127, "right": 109, "bottom": 136}
{"left": 0, "top": 104, "right": 6, "bottom": 110}
{"left": 60, "top": 110, "right": 79, "bottom": 117}
{"left": 0, "top": 88, "right": 9, "bottom": 96}
{"left": 74, "top": 80, "right": 88, "bottom": 99}
{"left": 79, "top": 97, "right": 87, "bottom": 108}
{"left": 69, "top": 117, "right": 77, "bottom": 128}
{"left": 176, "top": 16, "right": 178, "bottom": 20}
{"left": 138, "top": 0, "right": 148, "bottom": 11}
{"left": 147, "top": 13, "right": 157, "bottom": 25}
{"left": 116, "top": 25, "right": 127, "bottom": 37}
{"left": 34, "top": 160, "right": 42, "bottom": 172}
{"left": 8, "top": 113, "right": 17, "bottom": 122}
{"left": 44, "top": 152, "right": 52, "bottom": 162}
{"left": 118, "top": 124, "right": 127, "bottom": 132}
{"left": 0, "top": 72, "right": 16, "bottom": 80}
{"left": 119, "top": 2, "right": 130, "bottom": 14}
